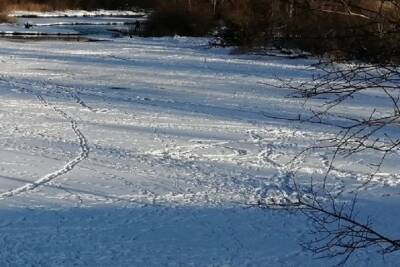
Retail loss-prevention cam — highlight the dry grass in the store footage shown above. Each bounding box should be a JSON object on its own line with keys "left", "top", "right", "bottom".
{"left": 0, "top": 0, "right": 69, "bottom": 13}
{"left": 5, "top": 3, "right": 56, "bottom": 12}
{"left": 0, "top": 1, "right": 66, "bottom": 22}
{"left": 0, "top": 12, "right": 12, "bottom": 23}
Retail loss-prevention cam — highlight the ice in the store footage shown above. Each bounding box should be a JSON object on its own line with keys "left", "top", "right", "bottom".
{"left": 9, "top": 9, "right": 146, "bottom": 18}
{"left": 0, "top": 18, "right": 398, "bottom": 266}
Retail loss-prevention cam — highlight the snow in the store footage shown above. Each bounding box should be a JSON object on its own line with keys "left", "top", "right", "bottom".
{"left": 0, "top": 25, "right": 399, "bottom": 265}
{"left": 0, "top": 23, "right": 79, "bottom": 36}
{"left": 9, "top": 9, "right": 146, "bottom": 18}
{"left": 0, "top": 13, "right": 145, "bottom": 37}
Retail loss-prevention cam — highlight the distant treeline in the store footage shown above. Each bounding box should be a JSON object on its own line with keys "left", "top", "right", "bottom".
{"left": 1, "top": 0, "right": 399, "bottom": 63}
{"left": 143, "top": 0, "right": 400, "bottom": 63}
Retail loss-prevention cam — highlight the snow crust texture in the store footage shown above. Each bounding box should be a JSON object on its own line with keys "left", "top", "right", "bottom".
{"left": 0, "top": 35, "right": 398, "bottom": 266}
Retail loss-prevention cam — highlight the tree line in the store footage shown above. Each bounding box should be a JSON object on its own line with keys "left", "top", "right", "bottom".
{"left": 1, "top": 0, "right": 400, "bottom": 62}
{"left": 143, "top": 0, "right": 400, "bottom": 63}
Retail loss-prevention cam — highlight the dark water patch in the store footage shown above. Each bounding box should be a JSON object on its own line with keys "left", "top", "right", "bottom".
{"left": 16, "top": 14, "right": 145, "bottom": 19}
{"left": 0, "top": 35, "right": 96, "bottom": 42}
{"left": 0, "top": 32, "right": 79, "bottom": 36}
{"left": 17, "top": 16, "right": 146, "bottom": 38}
{"left": 111, "top": 86, "right": 130, "bottom": 90}
{"left": 36, "top": 22, "right": 135, "bottom": 27}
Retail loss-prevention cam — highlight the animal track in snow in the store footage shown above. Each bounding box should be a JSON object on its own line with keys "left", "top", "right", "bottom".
{"left": 0, "top": 82, "right": 90, "bottom": 199}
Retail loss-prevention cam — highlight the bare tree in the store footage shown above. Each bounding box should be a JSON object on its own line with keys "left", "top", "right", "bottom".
{"left": 255, "top": 52, "right": 400, "bottom": 265}
{"left": 286, "top": 62, "right": 400, "bottom": 186}
{"left": 254, "top": 182, "right": 400, "bottom": 266}
{"left": 253, "top": 1, "right": 400, "bottom": 265}
{"left": 258, "top": 49, "right": 400, "bottom": 267}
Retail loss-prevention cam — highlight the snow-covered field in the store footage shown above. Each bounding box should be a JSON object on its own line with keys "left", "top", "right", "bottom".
{"left": 0, "top": 16, "right": 399, "bottom": 266}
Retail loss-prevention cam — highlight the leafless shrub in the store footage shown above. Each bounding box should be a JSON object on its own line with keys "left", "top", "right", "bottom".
{"left": 255, "top": 3, "right": 400, "bottom": 263}
{"left": 274, "top": 61, "right": 400, "bottom": 189}
{"left": 258, "top": 41, "right": 400, "bottom": 265}
{"left": 254, "top": 182, "right": 400, "bottom": 266}
{"left": 144, "top": 1, "right": 215, "bottom": 37}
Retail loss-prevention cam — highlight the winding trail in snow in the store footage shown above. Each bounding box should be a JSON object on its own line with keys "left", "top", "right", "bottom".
{"left": 0, "top": 86, "right": 90, "bottom": 199}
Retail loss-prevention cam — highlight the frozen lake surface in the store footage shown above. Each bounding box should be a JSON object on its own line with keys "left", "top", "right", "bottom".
{"left": 0, "top": 10, "right": 399, "bottom": 267}
{"left": 1, "top": 10, "right": 146, "bottom": 39}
